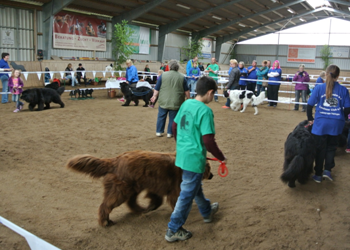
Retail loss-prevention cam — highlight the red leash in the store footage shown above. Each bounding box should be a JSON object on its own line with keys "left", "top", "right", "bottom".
{"left": 206, "top": 157, "right": 228, "bottom": 177}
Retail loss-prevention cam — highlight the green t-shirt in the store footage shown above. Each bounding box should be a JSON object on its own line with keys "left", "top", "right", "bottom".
{"left": 174, "top": 99, "right": 215, "bottom": 173}
{"left": 206, "top": 64, "right": 219, "bottom": 80}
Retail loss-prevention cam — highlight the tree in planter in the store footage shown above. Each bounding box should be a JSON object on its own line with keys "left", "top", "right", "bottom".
{"left": 181, "top": 37, "right": 204, "bottom": 62}
{"left": 320, "top": 45, "right": 332, "bottom": 70}
{"left": 112, "top": 20, "right": 135, "bottom": 71}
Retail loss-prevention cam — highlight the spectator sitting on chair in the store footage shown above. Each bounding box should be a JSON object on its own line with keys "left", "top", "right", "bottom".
{"left": 44, "top": 67, "right": 51, "bottom": 86}
{"left": 65, "top": 63, "right": 79, "bottom": 87}
{"left": 160, "top": 62, "right": 166, "bottom": 71}
{"left": 76, "top": 63, "right": 87, "bottom": 86}
{"left": 316, "top": 71, "right": 326, "bottom": 83}
{"left": 144, "top": 64, "right": 150, "bottom": 72}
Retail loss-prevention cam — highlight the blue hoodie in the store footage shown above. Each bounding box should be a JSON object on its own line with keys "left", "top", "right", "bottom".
{"left": 126, "top": 65, "right": 139, "bottom": 83}
{"left": 186, "top": 59, "right": 196, "bottom": 75}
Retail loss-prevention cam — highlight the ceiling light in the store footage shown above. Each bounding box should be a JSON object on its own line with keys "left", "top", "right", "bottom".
{"left": 287, "top": 9, "right": 294, "bottom": 13}
{"left": 176, "top": 4, "right": 190, "bottom": 10}
{"left": 239, "top": 23, "right": 246, "bottom": 27}
{"left": 271, "top": 0, "right": 278, "bottom": 2}
{"left": 348, "top": 7, "right": 350, "bottom": 11}
{"left": 212, "top": 16, "right": 222, "bottom": 20}
{"left": 254, "top": 30, "right": 258, "bottom": 32}
{"left": 299, "top": 18, "right": 306, "bottom": 22}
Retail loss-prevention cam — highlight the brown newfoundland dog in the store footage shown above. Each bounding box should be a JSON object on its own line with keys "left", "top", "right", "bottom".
{"left": 66, "top": 150, "right": 213, "bottom": 227}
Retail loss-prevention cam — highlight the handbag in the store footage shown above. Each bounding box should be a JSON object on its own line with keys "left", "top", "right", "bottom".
{"left": 262, "top": 77, "right": 268, "bottom": 87}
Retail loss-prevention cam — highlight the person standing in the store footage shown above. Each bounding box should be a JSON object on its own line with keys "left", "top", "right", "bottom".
{"left": 150, "top": 60, "right": 190, "bottom": 138}
{"left": 186, "top": 56, "right": 198, "bottom": 75}
{"left": 76, "top": 63, "right": 87, "bottom": 86}
{"left": 238, "top": 61, "right": 248, "bottom": 90}
{"left": 0, "top": 53, "right": 12, "bottom": 104}
{"left": 256, "top": 60, "right": 269, "bottom": 96}
{"left": 247, "top": 60, "right": 258, "bottom": 93}
{"left": 293, "top": 64, "right": 310, "bottom": 112}
{"left": 205, "top": 58, "right": 219, "bottom": 101}
{"left": 8, "top": 69, "right": 24, "bottom": 112}
{"left": 267, "top": 60, "right": 282, "bottom": 107}
{"left": 187, "top": 62, "right": 201, "bottom": 98}
{"left": 125, "top": 59, "right": 139, "bottom": 88}
{"left": 65, "top": 63, "right": 79, "bottom": 87}
{"left": 307, "top": 65, "right": 350, "bottom": 183}
{"left": 222, "top": 59, "right": 240, "bottom": 109}
{"left": 165, "top": 76, "right": 226, "bottom": 242}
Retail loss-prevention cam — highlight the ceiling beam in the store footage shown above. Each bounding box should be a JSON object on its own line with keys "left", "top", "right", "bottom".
{"left": 328, "top": 0, "right": 350, "bottom": 6}
{"left": 42, "top": 0, "right": 75, "bottom": 21}
{"left": 220, "top": 8, "right": 332, "bottom": 43}
{"left": 158, "top": 0, "right": 244, "bottom": 35}
{"left": 192, "top": 0, "right": 306, "bottom": 39}
{"left": 112, "top": 0, "right": 167, "bottom": 24}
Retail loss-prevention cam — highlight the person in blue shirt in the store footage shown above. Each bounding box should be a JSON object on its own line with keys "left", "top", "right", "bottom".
{"left": 316, "top": 71, "right": 326, "bottom": 84}
{"left": 247, "top": 60, "right": 258, "bottom": 93}
{"left": 187, "top": 62, "right": 201, "bottom": 98}
{"left": 238, "top": 61, "right": 248, "bottom": 90}
{"left": 256, "top": 60, "right": 269, "bottom": 96}
{"left": 186, "top": 56, "right": 198, "bottom": 76}
{"left": 307, "top": 65, "right": 350, "bottom": 183}
{"left": 0, "top": 52, "right": 12, "bottom": 103}
{"left": 125, "top": 59, "right": 139, "bottom": 88}
{"left": 267, "top": 60, "right": 282, "bottom": 107}
{"left": 44, "top": 67, "right": 51, "bottom": 85}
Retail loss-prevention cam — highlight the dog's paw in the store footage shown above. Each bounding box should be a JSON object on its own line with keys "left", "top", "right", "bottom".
{"left": 101, "top": 219, "right": 115, "bottom": 227}
{"left": 288, "top": 182, "right": 296, "bottom": 188}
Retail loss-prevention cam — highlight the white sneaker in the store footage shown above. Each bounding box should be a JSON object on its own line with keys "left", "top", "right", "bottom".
{"left": 156, "top": 133, "right": 163, "bottom": 137}
{"left": 167, "top": 134, "right": 173, "bottom": 138}
{"left": 203, "top": 202, "right": 219, "bottom": 223}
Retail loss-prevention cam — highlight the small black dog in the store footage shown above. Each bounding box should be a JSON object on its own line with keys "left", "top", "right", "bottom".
{"left": 85, "top": 89, "right": 94, "bottom": 97}
{"left": 119, "top": 82, "right": 154, "bottom": 107}
{"left": 281, "top": 120, "right": 316, "bottom": 188}
{"left": 21, "top": 87, "right": 65, "bottom": 111}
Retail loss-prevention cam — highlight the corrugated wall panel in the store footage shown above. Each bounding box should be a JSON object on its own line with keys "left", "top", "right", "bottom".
{"left": 130, "top": 47, "right": 157, "bottom": 61}
{"left": 166, "top": 33, "right": 189, "bottom": 48}
{"left": 107, "top": 22, "right": 112, "bottom": 40}
{"left": 0, "top": 7, "right": 16, "bottom": 27}
{"left": 37, "top": 11, "right": 43, "bottom": 33}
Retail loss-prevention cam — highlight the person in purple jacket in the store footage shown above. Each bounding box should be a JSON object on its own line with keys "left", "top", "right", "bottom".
{"left": 293, "top": 64, "right": 310, "bottom": 112}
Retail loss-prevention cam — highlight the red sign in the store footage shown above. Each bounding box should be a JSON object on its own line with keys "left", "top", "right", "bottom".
{"left": 53, "top": 12, "right": 107, "bottom": 51}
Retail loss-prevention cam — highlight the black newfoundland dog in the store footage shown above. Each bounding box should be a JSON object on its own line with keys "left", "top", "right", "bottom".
{"left": 21, "top": 86, "right": 65, "bottom": 111}
{"left": 281, "top": 120, "right": 316, "bottom": 188}
{"left": 119, "top": 82, "right": 155, "bottom": 107}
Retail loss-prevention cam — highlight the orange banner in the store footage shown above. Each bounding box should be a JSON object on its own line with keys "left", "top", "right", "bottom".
{"left": 287, "top": 45, "right": 316, "bottom": 63}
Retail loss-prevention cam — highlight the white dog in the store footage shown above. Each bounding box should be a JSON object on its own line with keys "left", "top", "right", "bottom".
{"left": 228, "top": 90, "right": 265, "bottom": 115}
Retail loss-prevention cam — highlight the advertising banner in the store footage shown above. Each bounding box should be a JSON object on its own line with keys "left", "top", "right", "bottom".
{"left": 287, "top": 45, "right": 316, "bottom": 63}
{"left": 330, "top": 47, "right": 349, "bottom": 58}
{"left": 53, "top": 12, "right": 107, "bottom": 51}
{"left": 127, "top": 25, "right": 151, "bottom": 54}
{"left": 201, "top": 38, "right": 212, "bottom": 59}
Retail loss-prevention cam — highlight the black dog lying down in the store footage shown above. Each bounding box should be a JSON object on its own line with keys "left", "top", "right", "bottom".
{"left": 119, "top": 82, "right": 155, "bottom": 107}
{"left": 281, "top": 120, "right": 316, "bottom": 188}
{"left": 69, "top": 89, "right": 94, "bottom": 98}
{"left": 21, "top": 87, "right": 65, "bottom": 111}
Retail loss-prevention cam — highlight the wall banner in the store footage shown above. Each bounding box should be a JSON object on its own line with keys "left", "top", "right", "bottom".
{"left": 127, "top": 25, "right": 151, "bottom": 54}
{"left": 201, "top": 38, "right": 212, "bottom": 59}
{"left": 53, "top": 12, "right": 107, "bottom": 51}
{"left": 330, "top": 47, "right": 349, "bottom": 58}
{"left": 287, "top": 45, "right": 316, "bottom": 63}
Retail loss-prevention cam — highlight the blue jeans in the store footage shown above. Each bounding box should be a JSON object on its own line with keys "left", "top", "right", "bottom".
{"left": 1, "top": 75, "right": 9, "bottom": 103}
{"left": 214, "top": 80, "right": 218, "bottom": 101}
{"left": 12, "top": 94, "right": 23, "bottom": 109}
{"left": 168, "top": 170, "right": 211, "bottom": 233}
{"left": 256, "top": 85, "right": 265, "bottom": 96}
{"left": 156, "top": 106, "right": 178, "bottom": 135}
{"left": 294, "top": 90, "right": 307, "bottom": 110}
{"left": 65, "top": 75, "right": 78, "bottom": 86}
{"left": 187, "top": 79, "right": 197, "bottom": 98}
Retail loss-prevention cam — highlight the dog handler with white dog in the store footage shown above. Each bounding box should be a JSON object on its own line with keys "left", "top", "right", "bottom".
{"left": 165, "top": 76, "right": 227, "bottom": 242}
{"left": 307, "top": 65, "right": 350, "bottom": 183}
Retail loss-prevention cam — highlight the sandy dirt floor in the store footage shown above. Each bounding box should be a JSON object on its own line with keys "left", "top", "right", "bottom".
{"left": 1, "top": 86, "right": 350, "bottom": 250}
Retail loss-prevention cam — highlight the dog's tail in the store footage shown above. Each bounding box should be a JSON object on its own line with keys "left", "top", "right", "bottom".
{"left": 280, "top": 155, "right": 304, "bottom": 183}
{"left": 57, "top": 86, "right": 65, "bottom": 96}
{"left": 252, "top": 91, "right": 265, "bottom": 106}
{"left": 66, "top": 155, "right": 114, "bottom": 178}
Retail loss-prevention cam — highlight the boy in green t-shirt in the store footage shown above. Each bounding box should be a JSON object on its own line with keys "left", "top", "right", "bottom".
{"left": 205, "top": 58, "right": 219, "bottom": 102}
{"left": 165, "top": 76, "right": 227, "bottom": 242}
